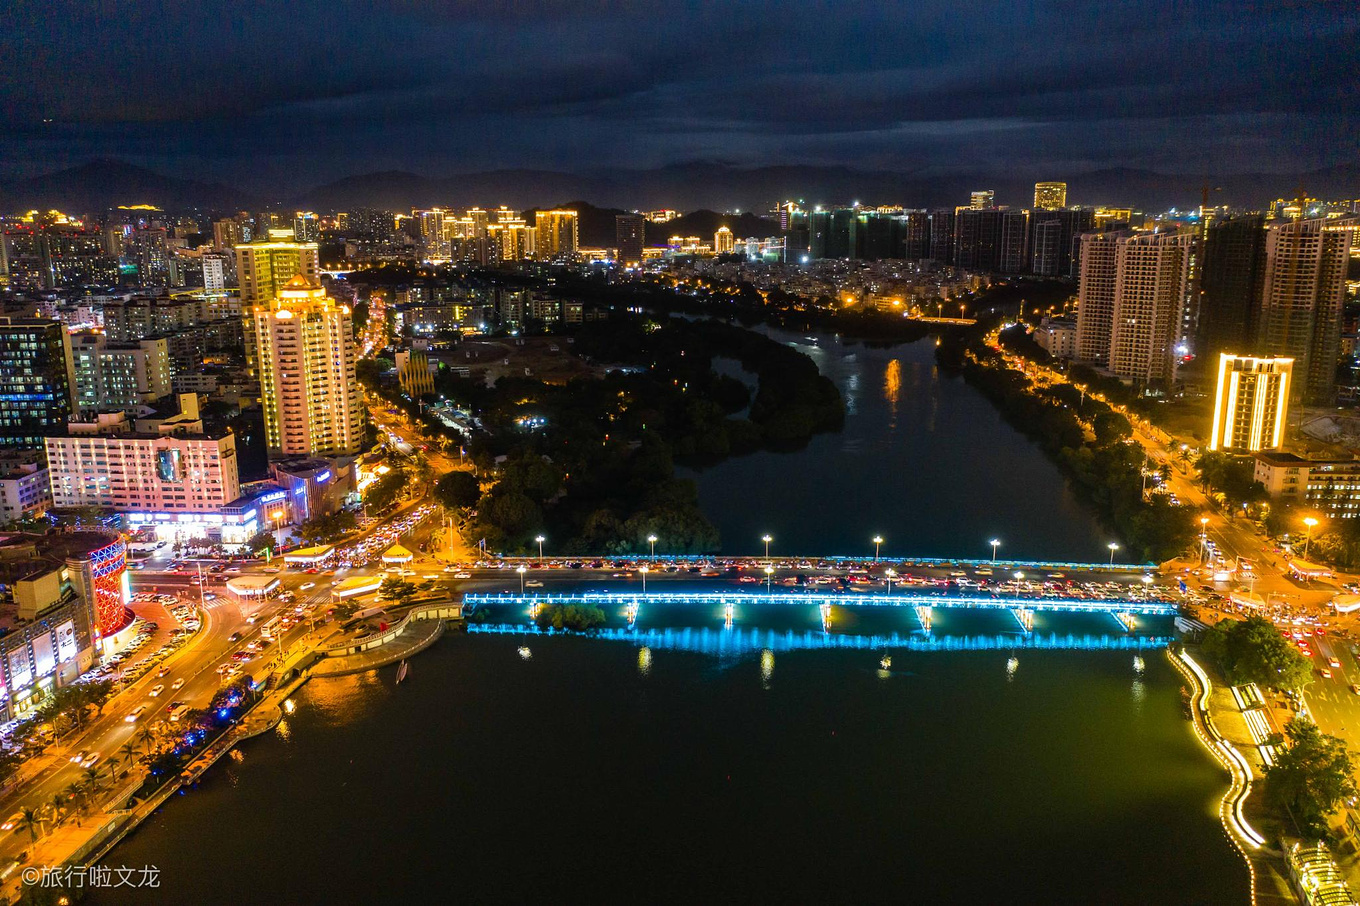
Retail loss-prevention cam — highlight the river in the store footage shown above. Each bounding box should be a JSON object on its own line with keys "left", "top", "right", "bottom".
{"left": 94, "top": 327, "right": 1247, "bottom": 905}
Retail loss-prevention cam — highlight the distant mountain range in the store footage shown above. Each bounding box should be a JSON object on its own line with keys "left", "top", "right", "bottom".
{"left": 3, "top": 158, "right": 1357, "bottom": 220}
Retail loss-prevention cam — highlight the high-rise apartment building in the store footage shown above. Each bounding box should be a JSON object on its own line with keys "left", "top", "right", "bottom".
{"left": 0, "top": 227, "right": 117, "bottom": 290}
{"left": 954, "top": 208, "right": 1004, "bottom": 272}
{"left": 293, "top": 211, "right": 320, "bottom": 242}
{"left": 202, "top": 252, "right": 230, "bottom": 292}
{"left": 250, "top": 275, "right": 363, "bottom": 458}
{"left": 1195, "top": 215, "right": 1266, "bottom": 366}
{"left": 0, "top": 318, "right": 76, "bottom": 448}
{"left": 969, "top": 190, "right": 995, "bottom": 210}
{"left": 616, "top": 214, "right": 645, "bottom": 264}
{"left": 998, "top": 210, "right": 1030, "bottom": 274}
{"left": 1029, "top": 208, "right": 1095, "bottom": 277}
{"left": 1255, "top": 216, "right": 1359, "bottom": 404}
{"left": 928, "top": 209, "right": 955, "bottom": 264}
{"left": 1033, "top": 182, "right": 1067, "bottom": 211}
{"left": 1076, "top": 230, "right": 1193, "bottom": 387}
{"left": 535, "top": 210, "right": 579, "bottom": 260}
{"left": 1209, "top": 354, "right": 1291, "bottom": 452}
{"left": 69, "top": 333, "right": 172, "bottom": 415}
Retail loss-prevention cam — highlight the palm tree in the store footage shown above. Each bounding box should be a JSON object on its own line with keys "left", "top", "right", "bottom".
{"left": 48, "top": 794, "right": 66, "bottom": 826}
{"left": 103, "top": 756, "right": 121, "bottom": 783}
{"left": 81, "top": 765, "right": 102, "bottom": 792}
{"left": 63, "top": 783, "right": 84, "bottom": 817}
{"left": 15, "top": 806, "right": 42, "bottom": 843}
{"left": 119, "top": 741, "right": 138, "bottom": 765}
{"left": 135, "top": 727, "right": 156, "bottom": 754}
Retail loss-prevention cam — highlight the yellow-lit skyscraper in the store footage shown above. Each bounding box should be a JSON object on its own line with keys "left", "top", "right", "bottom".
{"left": 251, "top": 275, "right": 363, "bottom": 458}
{"left": 1034, "top": 182, "right": 1067, "bottom": 210}
{"left": 1209, "top": 354, "right": 1291, "bottom": 452}
{"left": 236, "top": 230, "right": 320, "bottom": 377}
{"left": 535, "top": 210, "right": 579, "bottom": 260}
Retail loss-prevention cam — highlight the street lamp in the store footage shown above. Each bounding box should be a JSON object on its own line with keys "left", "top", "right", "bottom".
{"left": 1199, "top": 516, "right": 1209, "bottom": 561}
{"left": 647, "top": 534, "right": 658, "bottom": 558}
{"left": 990, "top": 539, "right": 1000, "bottom": 563}
{"left": 517, "top": 564, "right": 526, "bottom": 594}
{"left": 764, "top": 565, "right": 773, "bottom": 592}
{"left": 872, "top": 535, "right": 884, "bottom": 561}
{"left": 885, "top": 568, "right": 896, "bottom": 593}
{"left": 535, "top": 535, "right": 545, "bottom": 560}
{"left": 1303, "top": 517, "right": 1319, "bottom": 559}
{"left": 762, "top": 534, "right": 773, "bottom": 560}
{"left": 271, "top": 509, "right": 284, "bottom": 537}
{"left": 1107, "top": 542, "right": 1119, "bottom": 566}
{"left": 640, "top": 566, "right": 648, "bottom": 594}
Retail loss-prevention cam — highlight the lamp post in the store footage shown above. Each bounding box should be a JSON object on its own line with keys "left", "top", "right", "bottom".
{"left": 1199, "top": 516, "right": 1209, "bottom": 561}
{"left": 271, "top": 509, "right": 284, "bottom": 539}
{"left": 517, "top": 564, "right": 526, "bottom": 594}
{"left": 535, "top": 535, "right": 545, "bottom": 560}
{"left": 762, "top": 534, "right": 773, "bottom": 561}
{"left": 885, "top": 568, "right": 896, "bottom": 593}
{"left": 990, "top": 539, "right": 1000, "bottom": 563}
{"left": 872, "top": 535, "right": 884, "bottom": 562}
{"left": 647, "top": 534, "right": 657, "bottom": 559}
{"left": 640, "top": 566, "right": 648, "bottom": 594}
{"left": 764, "top": 565, "right": 773, "bottom": 593}
{"left": 1303, "top": 517, "right": 1319, "bottom": 559}
{"left": 1107, "top": 542, "right": 1119, "bottom": 566}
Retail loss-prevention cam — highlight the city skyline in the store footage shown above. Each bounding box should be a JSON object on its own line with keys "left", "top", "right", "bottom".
{"left": 2, "top": 2, "right": 1356, "bottom": 198}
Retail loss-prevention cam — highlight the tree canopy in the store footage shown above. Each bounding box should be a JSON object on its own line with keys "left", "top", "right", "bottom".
{"left": 1265, "top": 718, "right": 1358, "bottom": 837}
{"left": 1201, "top": 616, "right": 1314, "bottom": 690}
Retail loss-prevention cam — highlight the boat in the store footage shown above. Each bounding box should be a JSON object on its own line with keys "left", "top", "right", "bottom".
{"left": 396, "top": 659, "right": 409, "bottom": 683}
{"left": 879, "top": 655, "right": 891, "bottom": 670}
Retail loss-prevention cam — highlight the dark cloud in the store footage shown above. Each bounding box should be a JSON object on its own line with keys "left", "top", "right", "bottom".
{"left": 1, "top": 0, "right": 1356, "bottom": 189}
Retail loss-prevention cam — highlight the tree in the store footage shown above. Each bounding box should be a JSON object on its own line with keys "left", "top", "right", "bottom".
{"left": 15, "top": 806, "right": 42, "bottom": 843}
{"left": 364, "top": 468, "right": 408, "bottom": 514}
{"left": 1266, "top": 718, "right": 1358, "bottom": 837}
{"left": 434, "top": 471, "right": 481, "bottom": 511}
{"left": 244, "top": 530, "right": 276, "bottom": 557}
{"left": 379, "top": 578, "right": 418, "bottom": 605}
{"left": 1202, "top": 616, "right": 1314, "bottom": 690}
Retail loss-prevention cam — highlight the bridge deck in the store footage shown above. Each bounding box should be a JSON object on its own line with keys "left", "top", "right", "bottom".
{"left": 463, "top": 591, "right": 1178, "bottom": 616}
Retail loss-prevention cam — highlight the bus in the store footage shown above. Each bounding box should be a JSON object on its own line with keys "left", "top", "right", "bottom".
{"left": 260, "top": 616, "right": 282, "bottom": 641}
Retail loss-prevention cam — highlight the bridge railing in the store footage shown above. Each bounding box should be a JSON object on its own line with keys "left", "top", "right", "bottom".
{"left": 462, "top": 590, "right": 1178, "bottom": 615}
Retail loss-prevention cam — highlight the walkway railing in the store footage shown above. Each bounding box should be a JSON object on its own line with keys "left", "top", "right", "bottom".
{"left": 463, "top": 590, "right": 1177, "bottom": 616}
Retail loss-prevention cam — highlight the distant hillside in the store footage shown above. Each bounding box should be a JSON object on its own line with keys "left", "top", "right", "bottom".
{"left": 5, "top": 158, "right": 1358, "bottom": 217}
{"left": 519, "top": 201, "right": 628, "bottom": 248}
{"left": 0, "top": 159, "right": 251, "bottom": 213}
{"left": 651, "top": 209, "right": 780, "bottom": 245}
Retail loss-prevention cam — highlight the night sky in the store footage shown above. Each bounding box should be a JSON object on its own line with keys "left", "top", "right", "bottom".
{"left": 3, "top": 0, "right": 1356, "bottom": 190}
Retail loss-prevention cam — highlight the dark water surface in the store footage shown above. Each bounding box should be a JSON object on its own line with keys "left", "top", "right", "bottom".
{"left": 100, "top": 635, "right": 1244, "bottom": 905}
{"left": 684, "top": 330, "right": 1114, "bottom": 561}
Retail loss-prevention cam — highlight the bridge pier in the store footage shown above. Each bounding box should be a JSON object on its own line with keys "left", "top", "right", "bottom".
{"left": 819, "top": 602, "right": 832, "bottom": 633}
{"left": 914, "top": 605, "right": 932, "bottom": 635}
{"left": 627, "top": 599, "right": 641, "bottom": 629}
{"left": 724, "top": 601, "right": 734, "bottom": 630}
{"left": 1111, "top": 611, "right": 1136, "bottom": 632}
{"left": 1011, "top": 608, "right": 1034, "bottom": 635}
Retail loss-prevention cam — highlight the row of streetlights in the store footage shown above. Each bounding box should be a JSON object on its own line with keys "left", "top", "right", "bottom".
{"left": 521, "top": 531, "right": 1123, "bottom": 565}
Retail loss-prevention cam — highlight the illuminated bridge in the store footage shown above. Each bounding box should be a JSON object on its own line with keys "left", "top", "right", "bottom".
{"left": 462, "top": 590, "right": 1177, "bottom": 636}
{"left": 468, "top": 623, "right": 1173, "bottom": 655}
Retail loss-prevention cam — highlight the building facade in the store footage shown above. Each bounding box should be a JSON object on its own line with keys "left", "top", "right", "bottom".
{"left": 1254, "top": 452, "right": 1360, "bottom": 520}
{"left": 251, "top": 275, "right": 364, "bottom": 458}
{"left": 1209, "top": 354, "right": 1291, "bottom": 453}
{"left": 1033, "top": 182, "right": 1067, "bottom": 211}
{"left": 0, "top": 318, "right": 76, "bottom": 448}
{"left": 69, "top": 332, "right": 172, "bottom": 415}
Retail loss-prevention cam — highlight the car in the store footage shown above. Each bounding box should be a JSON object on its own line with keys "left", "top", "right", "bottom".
{"left": 81, "top": 753, "right": 99, "bottom": 769}
{"left": 300, "top": 582, "right": 315, "bottom": 590}
{"left": 1329, "top": 657, "right": 1341, "bottom": 669}
{"left": 125, "top": 705, "right": 147, "bottom": 723}
{"left": 525, "top": 580, "right": 544, "bottom": 588}
{"left": 148, "top": 684, "right": 165, "bottom": 697}
{"left": 69, "top": 750, "right": 87, "bottom": 765}
{"left": 453, "top": 571, "right": 471, "bottom": 579}
{"left": 1351, "top": 684, "right": 1360, "bottom": 695}
{"left": 157, "top": 666, "right": 170, "bottom": 678}
{"left": 1, "top": 813, "right": 20, "bottom": 832}
{"left": 169, "top": 704, "right": 191, "bottom": 722}
{"left": 1320, "top": 668, "right": 1333, "bottom": 679}
{"left": 228, "top": 631, "right": 243, "bottom": 642}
